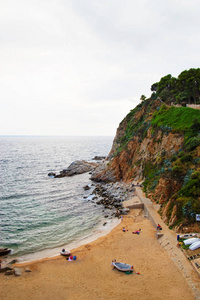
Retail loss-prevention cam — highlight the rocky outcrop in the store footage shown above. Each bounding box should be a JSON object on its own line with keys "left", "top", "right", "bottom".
{"left": 90, "top": 160, "right": 116, "bottom": 182}
{"left": 48, "top": 160, "right": 98, "bottom": 178}
{"left": 90, "top": 97, "right": 200, "bottom": 231}
{"left": 149, "top": 176, "right": 182, "bottom": 204}
{"left": 92, "top": 129, "right": 185, "bottom": 184}
{"left": 84, "top": 181, "right": 135, "bottom": 217}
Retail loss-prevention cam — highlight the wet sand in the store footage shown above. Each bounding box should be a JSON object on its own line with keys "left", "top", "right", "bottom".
{"left": 1, "top": 207, "right": 197, "bottom": 300}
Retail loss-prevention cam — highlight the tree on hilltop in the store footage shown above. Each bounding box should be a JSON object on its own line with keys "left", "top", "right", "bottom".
{"left": 151, "top": 68, "right": 200, "bottom": 105}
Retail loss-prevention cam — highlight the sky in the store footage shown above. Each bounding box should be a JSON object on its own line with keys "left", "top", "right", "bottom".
{"left": 1, "top": 0, "right": 200, "bottom": 136}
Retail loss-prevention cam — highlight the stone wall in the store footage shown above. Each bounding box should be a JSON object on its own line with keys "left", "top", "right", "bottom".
{"left": 186, "top": 104, "right": 200, "bottom": 110}
{"left": 171, "top": 103, "right": 200, "bottom": 110}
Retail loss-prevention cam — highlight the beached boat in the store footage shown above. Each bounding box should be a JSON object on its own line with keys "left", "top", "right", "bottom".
{"left": 60, "top": 249, "right": 71, "bottom": 256}
{"left": 183, "top": 238, "right": 200, "bottom": 246}
{"left": 179, "top": 233, "right": 197, "bottom": 239}
{"left": 113, "top": 262, "right": 134, "bottom": 272}
{"left": 189, "top": 241, "right": 200, "bottom": 251}
{"left": 0, "top": 248, "right": 11, "bottom": 256}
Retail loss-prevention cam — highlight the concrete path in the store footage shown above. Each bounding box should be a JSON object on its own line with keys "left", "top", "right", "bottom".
{"left": 135, "top": 187, "right": 200, "bottom": 300}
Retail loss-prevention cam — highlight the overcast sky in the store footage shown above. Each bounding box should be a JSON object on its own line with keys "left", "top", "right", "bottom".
{"left": 1, "top": 0, "right": 200, "bottom": 136}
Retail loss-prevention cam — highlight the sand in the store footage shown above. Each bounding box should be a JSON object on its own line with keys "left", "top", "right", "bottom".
{"left": 1, "top": 205, "right": 199, "bottom": 300}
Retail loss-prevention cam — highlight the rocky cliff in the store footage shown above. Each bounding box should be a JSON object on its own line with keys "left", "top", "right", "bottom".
{"left": 91, "top": 97, "right": 200, "bottom": 232}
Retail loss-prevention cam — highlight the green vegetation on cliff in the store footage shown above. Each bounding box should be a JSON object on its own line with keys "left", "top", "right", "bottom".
{"left": 112, "top": 68, "right": 200, "bottom": 230}
{"left": 117, "top": 98, "right": 152, "bottom": 151}
{"left": 152, "top": 105, "right": 200, "bottom": 132}
{"left": 149, "top": 105, "right": 200, "bottom": 227}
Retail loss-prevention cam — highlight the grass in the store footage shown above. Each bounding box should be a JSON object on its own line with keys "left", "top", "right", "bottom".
{"left": 151, "top": 106, "right": 200, "bottom": 132}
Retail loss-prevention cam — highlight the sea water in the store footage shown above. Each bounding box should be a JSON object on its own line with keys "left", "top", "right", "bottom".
{"left": 0, "top": 136, "right": 115, "bottom": 261}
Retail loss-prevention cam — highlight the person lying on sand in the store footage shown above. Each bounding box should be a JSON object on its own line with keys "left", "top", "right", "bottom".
{"left": 132, "top": 229, "right": 141, "bottom": 235}
{"left": 68, "top": 255, "right": 73, "bottom": 261}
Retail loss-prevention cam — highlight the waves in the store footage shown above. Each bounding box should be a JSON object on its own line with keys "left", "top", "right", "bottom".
{"left": 0, "top": 136, "right": 113, "bottom": 256}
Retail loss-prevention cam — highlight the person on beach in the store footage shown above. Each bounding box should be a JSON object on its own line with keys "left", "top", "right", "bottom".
{"left": 121, "top": 215, "right": 123, "bottom": 222}
{"left": 122, "top": 227, "right": 128, "bottom": 232}
{"left": 157, "top": 224, "right": 162, "bottom": 230}
{"left": 132, "top": 230, "right": 140, "bottom": 235}
{"left": 132, "top": 229, "right": 141, "bottom": 235}
{"left": 68, "top": 255, "right": 73, "bottom": 261}
{"left": 111, "top": 259, "right": 116, "bottom": 266}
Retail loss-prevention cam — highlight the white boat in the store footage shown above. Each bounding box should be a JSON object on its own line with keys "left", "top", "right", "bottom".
{"left": 189, "top": 241, "right": 200, "bottom": 251}
{"left": 113, "top": 262, "right": 134, "bottom": 272}
{"left": 183, "top": 238, "right": 200, "bottom": 246}
{"left": 60, "top": 249, "right": 71, "bottom": 256}
{"left": 179, "top": 233, "right": 197, "bottom": 239}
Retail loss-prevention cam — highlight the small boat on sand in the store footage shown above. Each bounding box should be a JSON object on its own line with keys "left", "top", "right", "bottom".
{"left": 113, "top": 262, "right": 134, "bottom": 272}
{"left": 60, "top": 249, "right": 71, "bottom": 256}
{"left": 179, "top": 233, "right": 197, "bottom": 239}
{"left": 184, "top": 238, "right": 200, "bottom": 246}
{"left": 0, "top": 248, "right": 12, "bottom": 256}
{"left": 189, "top": 241, "right": 200, "bottom": 251}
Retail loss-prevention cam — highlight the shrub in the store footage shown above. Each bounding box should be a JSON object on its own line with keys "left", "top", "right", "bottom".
{"left": 172, "top": 159, "right": 184, "bottom": 175}
{"left": 180, "top": 154, "right": 193, "bottom": 163}
{"left": 182, "top": 200, "right": 196, "bottom": 221}
{"left": 183, "top": 169, "right": 194, "bottom": 186}
{"left": 179, "top": 178, "right": 200, "bottom": 197}
{"left": 185, "top": 137, "right": 200, "bottom": 151}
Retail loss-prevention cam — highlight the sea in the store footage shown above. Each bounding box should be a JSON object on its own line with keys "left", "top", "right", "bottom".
{"left": 0, "top": 136, "right": 119, "bottom": 262}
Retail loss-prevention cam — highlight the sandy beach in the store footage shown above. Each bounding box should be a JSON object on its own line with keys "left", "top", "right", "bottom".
{"left": 1, "top": 202, "right": 199, "bottom": 300}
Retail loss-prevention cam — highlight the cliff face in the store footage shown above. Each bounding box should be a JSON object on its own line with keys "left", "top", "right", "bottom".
{"left": 92, "top": 98, "right": 200, "bottom": 231}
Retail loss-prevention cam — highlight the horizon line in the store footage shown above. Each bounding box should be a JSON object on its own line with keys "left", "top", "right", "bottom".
{"left": 0, "top": 134, "right": 114, "bottom": 137}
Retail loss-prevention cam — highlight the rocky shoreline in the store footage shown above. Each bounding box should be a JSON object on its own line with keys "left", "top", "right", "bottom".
{"left": 48, "top": 158, "right": 136, "bottom": 220}
{"left": 83, "top": 181, "right": 136, "bottom": 221}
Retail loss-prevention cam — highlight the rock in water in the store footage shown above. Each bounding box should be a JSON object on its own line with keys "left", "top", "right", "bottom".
{"left": 83, "top": 185, "right": 91, "bottom": 190}
{"left": 53, "top": 160, "right": 98, "bottom": 178}
{"left": 92, "top": 156, "right": 106, "bottom": 160}
{"left": 48, "top": 172, "right": 56, "bottom": 177}
{"left": 9, "top": 259, "right": 18, "bottom": 264}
